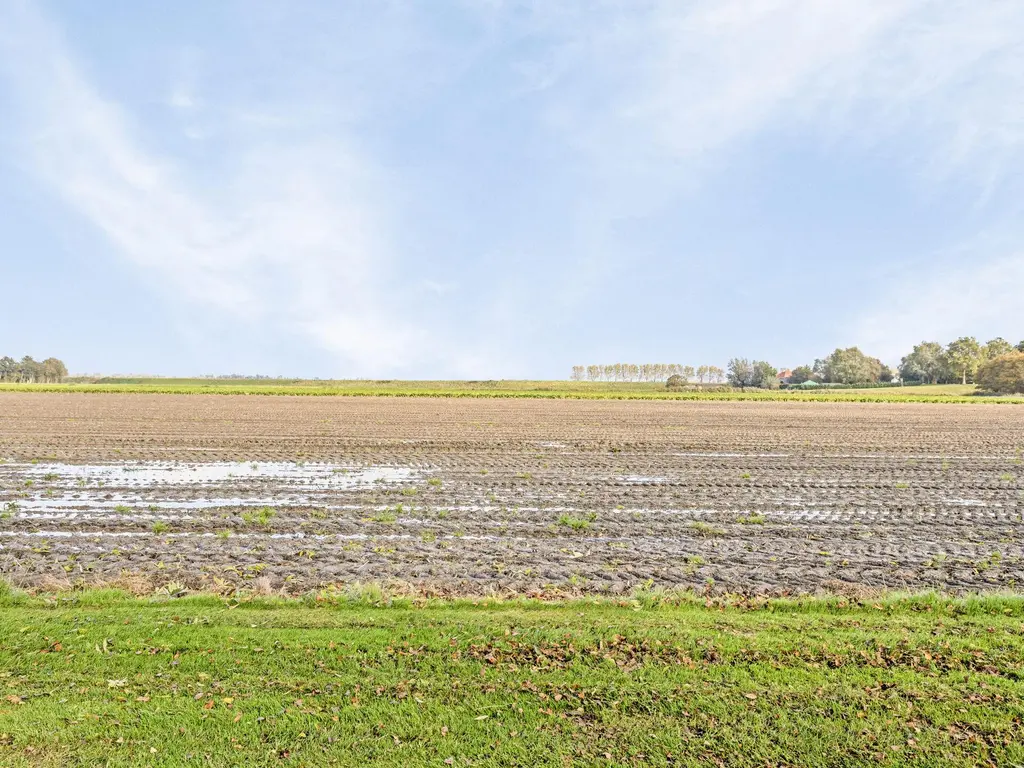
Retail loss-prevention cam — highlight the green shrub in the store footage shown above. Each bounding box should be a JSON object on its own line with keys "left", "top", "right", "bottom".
{"left": 977, "top": 352, "right": 1024, "bottom": 394}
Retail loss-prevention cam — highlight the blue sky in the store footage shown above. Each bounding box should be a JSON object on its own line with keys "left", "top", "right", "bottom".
{"left": 1, "top": 0, "right": 1022, "bottom": 378}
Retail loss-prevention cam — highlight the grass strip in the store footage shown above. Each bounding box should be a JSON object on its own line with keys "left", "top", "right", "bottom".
{"left": 1, "top": 587, "right": 1022, "bottom": 766}
{"left": 2, "top": 382, "right": 1023, "bottom": 404}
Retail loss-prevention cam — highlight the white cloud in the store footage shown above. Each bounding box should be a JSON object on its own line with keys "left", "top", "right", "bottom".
{"left": 2, "top": 0, "right": 1023, "bottom": 375}
{"left": 0, "top": 0, "right": 433, "bottom": 374}
{"left": 492, "top": 0, "right": 1024, "bottom": 347}
{"left": 852, "top": 243, "right": 1024, "bottom": 363}
{"left": 168, "top": 83, "right": 196, "bottom": 111}
{"left": 517, "top": 0, "right": 1024, "bottom": 190}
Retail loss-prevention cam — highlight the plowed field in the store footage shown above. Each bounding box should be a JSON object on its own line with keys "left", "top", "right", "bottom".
{"left": 1, "top": 392, "right": 1022, "bottom": 595}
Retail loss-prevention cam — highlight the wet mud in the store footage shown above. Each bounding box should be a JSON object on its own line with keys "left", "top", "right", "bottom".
{"left": 1, "top": 393, "right": 1022, "bottom": 594}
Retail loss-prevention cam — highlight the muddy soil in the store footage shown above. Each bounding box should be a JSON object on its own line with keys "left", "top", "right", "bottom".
{"left": 1, "top": 393, "right": 1022, "bottom": 594}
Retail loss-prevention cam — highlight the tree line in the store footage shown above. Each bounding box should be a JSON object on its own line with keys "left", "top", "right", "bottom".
{"left": 0, "top": 355, "right": 69, "bottom": 383}
{"left": 897, "top": 338, "right": 1024, "bottom": 385}
{"left": 725, "top": 337, "right": 1024, "bottom": 392}
{"left": 571, "top": 364, "right": 725, "bottom": 383}
{"left": 571, "top": 337, "right": 1024, "bottom": 394}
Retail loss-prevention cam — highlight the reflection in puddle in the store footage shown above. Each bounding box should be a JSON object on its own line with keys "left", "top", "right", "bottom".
{"left": 3, "top": 461, "right": 420, "bottom": 516}
{"left": 16, "top": 462, "right": 416, "bottom": 487}
{"left": 675, "top": 452, "right": 790, "bottom": 458}
{"left": 620, "top": 475, "right": 669, "bottom": 484}
{"left": 0, "top": 529, "right": 625, "bottom": 544}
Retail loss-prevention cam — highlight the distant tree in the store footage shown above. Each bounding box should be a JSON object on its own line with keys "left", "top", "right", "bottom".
{"left": 789, "top": 365, "right": 814, "bottom": 385}
{"left": 582, "top": 363, "right": 702, "bottom": 382}
{"left": 0, "top": 356, "right": 15, "bottom": 381}
{"left": 709, "top": 366, "right": 725, "bottom": 384}
{"left": 726, "top": 359, "right": 777, "bottom": 389}
{"left": 40, "top": 358, "right": 68, "bottom": 383}
{"left": 695, "top": 365, "right": 709, "bottom": 383}
{"left": 666, "top": 374, "right": 685, "bottom": 390}
{"left": 983, "top": 338, "right": 1014, "bottom": 361}
{"left": 727, "top": 358, "right": 754, "bottom": 388}
{"left": 821, "top": 347, "right": 882, "bottom": 385}
{"left": 977, "top": 352, "right": 1024, "bottom": 394}
{"left": 19, "top": 356, "right": 41, "bottom": 383}
{"left": 750, "top": 361, "right": 779, "bottom": 389}
{"left": 899, "top": 342, "right": 949, "bottom": 384}
{"left": 879, "top": 365, "right": 894, "bottom": 383}
{"left": 681, "top": 365, "right": 695, "bottom": 381}
{"left": 946, "top": 337, "right": 983, "bottom": 385}
{"left": 1018, "top": 341, "right": 1024, "bottom": 353}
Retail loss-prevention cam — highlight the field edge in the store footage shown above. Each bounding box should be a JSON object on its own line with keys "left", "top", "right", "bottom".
{"left": 2, "top": 381, "right": 1022, "bottom": 404}
{"left": 3, "top": 579, "right": 1024, "bottom": 616}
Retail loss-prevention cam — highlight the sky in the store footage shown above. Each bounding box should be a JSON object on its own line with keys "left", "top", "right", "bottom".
{"left": 1, "top": 0, "right": 1022, "bottom": 378}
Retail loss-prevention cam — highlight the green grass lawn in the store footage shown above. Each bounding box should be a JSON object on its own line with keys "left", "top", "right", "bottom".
{"left": 1, "top": 587, "right": 1023, "bottom": 766}
{"left": 2, "top": 379, "right": 1021, "bottom": 404}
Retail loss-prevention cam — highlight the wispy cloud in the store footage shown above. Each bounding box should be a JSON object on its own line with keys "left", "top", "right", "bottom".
{"left": 853, "top": 244, "right": 1024, "bottom": 363}
{"left": 487, "top": 0, "right": 1024, "bottom": 352}
{"left": 512, "top": 0, "right": 1024, "bottom": 191}
{"left": 0, "top": 0, "right": 433, "bottom": 374}
{"left": 2, "top": 0, "right": 1022, "bottom": 375}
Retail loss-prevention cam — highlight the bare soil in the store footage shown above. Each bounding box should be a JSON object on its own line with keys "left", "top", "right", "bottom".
{"left": 1, "top": 393, "right": 1022, "bottom": 595}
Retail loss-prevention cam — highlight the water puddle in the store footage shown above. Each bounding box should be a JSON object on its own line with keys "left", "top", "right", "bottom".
{"left": 675, "top": 452, "right": 790, "bottom": 458}
{"left": 15, "top": 462, "right": 416, "bottom": 488}
{"left": 0, "top": 530, "right": 509, "bottom": 543}
{"left": 3, "top": 461, "right": 421, "bottom": 515}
